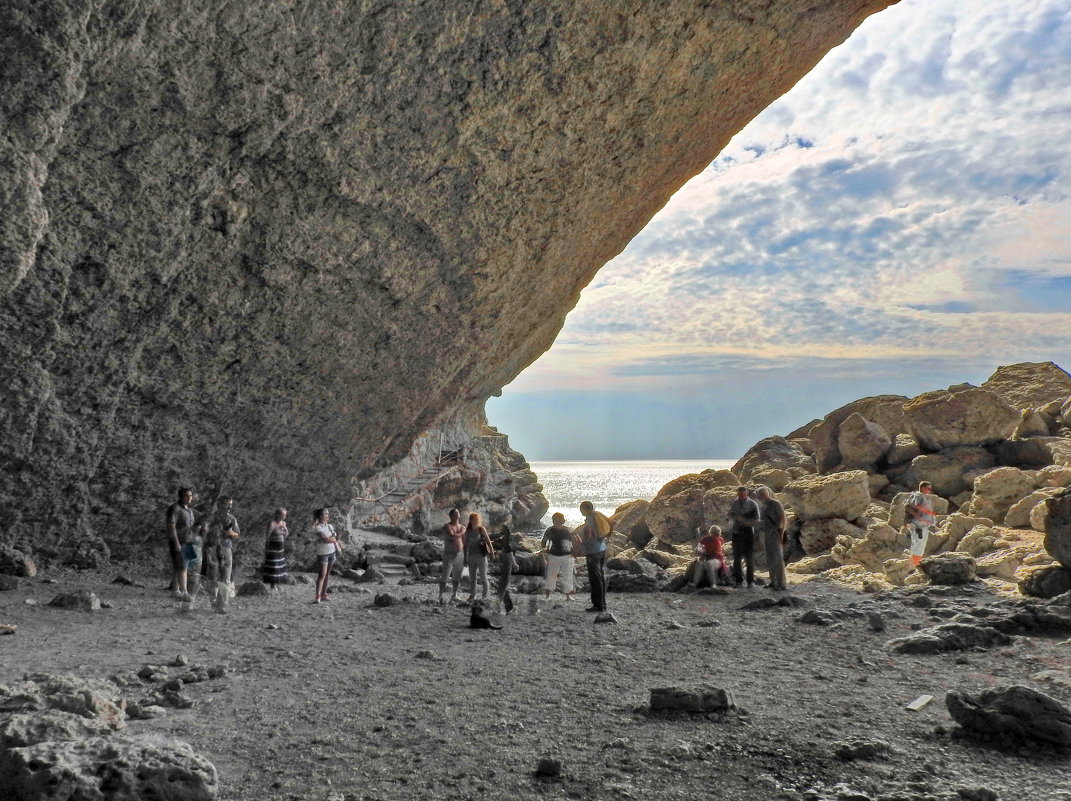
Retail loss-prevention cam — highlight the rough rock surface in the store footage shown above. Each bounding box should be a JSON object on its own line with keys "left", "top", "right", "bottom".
{"left": 1017, "top": 565, "right": 1071, "bottom": 599}
{"left": 981, "top": 362, "right": 1071, "bottom": 411}
{"left": 808, "top": 396, "right": 910, "bottom": 472}
{"left": 732, "top": 436, "right": 814, "bottom": 484}
{"left": 646, "top": 471, "right": 739, "bottom": 545}
{"left": 836, "top": 413, "right": 891, "bottom": 469}
{"left": 966, "top": 467, "right": 1039, "bottom": 524}
{"left": 781, "top": 471, "right": 871, "bottom": 523}
{"left": 946, "top": 685, "right": 1071, "bottom": 748}
{"left": 0, "top": 0, "right": 895, "bottom": 560}
{"left": 801, "top": 518, "right": 866, "bottom": 555}
{"left": 904, "top": 386, "right": 1019, "bottom": 451}
{"left": 919, "top": 553, "right": 976, "bottom": 585}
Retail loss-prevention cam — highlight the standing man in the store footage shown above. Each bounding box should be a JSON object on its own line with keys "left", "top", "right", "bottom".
{"left": 212, "top": 497, "right": 240, "bottom": 609}
{"left": 728, "top": 486, "right": 761, "bottom": 588}
{"left": 165, "top": 488, "right": 195, "bottom": 601}
{"left": 755, "top": 487, "right": 788, "bottom": 591}
{"left": 438, "top": 508, "right": 466, "bottom": 604}
{"left": 579, "top": 500, "right": 610, "bottom": 612}
{"left": 906, "top": 481, "right": 936, "bottom": 566}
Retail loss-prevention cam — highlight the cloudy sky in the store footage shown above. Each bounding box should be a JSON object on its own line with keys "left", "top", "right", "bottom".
{"left": 488, "top": 0, "right": 1071, "bottom": 461}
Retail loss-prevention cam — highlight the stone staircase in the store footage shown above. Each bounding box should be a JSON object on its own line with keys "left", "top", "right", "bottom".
{"left": 352, "top": 528, "right": 417, "bottom": 584}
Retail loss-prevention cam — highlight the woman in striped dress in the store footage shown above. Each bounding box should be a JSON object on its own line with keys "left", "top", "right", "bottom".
{"left": 262, "top": 507, "right": 289, "bottom": 588}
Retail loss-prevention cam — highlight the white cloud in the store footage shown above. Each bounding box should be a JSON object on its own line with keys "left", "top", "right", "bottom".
{"left": 504, "top": 0, "right": 1071, "bottom": 397}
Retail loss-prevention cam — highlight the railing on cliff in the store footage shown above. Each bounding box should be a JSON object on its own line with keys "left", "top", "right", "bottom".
{"left": 347, "top": 443, "right": 462, "bottom": 531}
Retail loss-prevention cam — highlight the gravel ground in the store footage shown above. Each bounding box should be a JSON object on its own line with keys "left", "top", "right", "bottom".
{"left": 1, "top": 564, "right": 1069, "bottom": 801}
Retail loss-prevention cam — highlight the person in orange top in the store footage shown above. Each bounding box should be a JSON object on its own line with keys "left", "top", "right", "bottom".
{"left": 692, "top": 525, "right": 728, "bottom": 588}
{"left": 906, "top": 481, "right": 937, "bottom": 566}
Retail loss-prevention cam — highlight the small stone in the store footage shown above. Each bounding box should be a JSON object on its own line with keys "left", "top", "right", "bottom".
{"left": 237, "top": 581, "right": 270, "bottom": 597}
{"left": 372, "top": 593, "right": 399, "bottom": 607}
{"left": 957, "top": 789, "right": 1000, "bottom": 801}
{"left": 650, "top": 685, "right": 735, "bottom": 713}
{"left": 414, "top": 650, "right": 438, "bottom": 660}
{"left": 834, "top": 739, "right": 892, "bottom": 761}
{"left": 534, "top": 758, "right": 562, "bottom": 778}
{"left": 24, "top": 599, "right": 37, "bottom": 605}
{"left": 593, "top": 612, "right": 618, "bottom": 624}
{"left": 170, "top": 654, "right": 189, "bottom": 667}
{"left": 126, "top": 703, "right": 167, "bottom": 720}
{"left": 47, "top": 590, "right": 101, "bottom": 611}
{"left": 867, "top": 612, "right": 885, "bottom": 632}
{"left": 0, "top": 575, "right": 19, "bottom": 591}
{"left": 161, "top": 678, "right": 184, "bottom": 692}
{"left": 206, "top": 665, "right": 227, "bottom": 679}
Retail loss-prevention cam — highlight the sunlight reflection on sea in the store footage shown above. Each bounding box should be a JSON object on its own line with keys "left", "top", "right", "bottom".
{"left": 528, "top": 459, "right": 737, "bottom": 532}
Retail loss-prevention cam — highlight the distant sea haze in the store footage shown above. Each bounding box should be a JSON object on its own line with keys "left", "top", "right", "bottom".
{"left": 529, "top": 459, "right": 737, "bottom": 532}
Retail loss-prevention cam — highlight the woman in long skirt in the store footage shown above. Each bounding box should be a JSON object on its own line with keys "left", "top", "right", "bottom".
{"left": 262, "top": 508, "right": 289, "bottom": 588}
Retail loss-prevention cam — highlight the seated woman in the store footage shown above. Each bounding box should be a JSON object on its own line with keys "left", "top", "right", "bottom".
{"left": 692, "top": 525, "right": 728, "bottom": 588}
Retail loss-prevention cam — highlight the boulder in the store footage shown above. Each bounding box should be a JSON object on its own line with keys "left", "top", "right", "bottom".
{"left": 47, "top": 591, "right": 101, "bottom": 612}
{"left": 919, "top": 552, "right": 976, "bottom": 585}
{"left": 887, "top": 492, "right": 951, "bottom": 529}
{"left": 946, "top": 684, "right": 1071, "bottom": 748}
{"left": 1043, "top": 487, "right": 1071, "bottom": 569}
{"left": 732, "top": 437, "right": 812, "bottom": 484}
{"left": 1005, "top": 488, "right": 1061, "bottom": 529}
{"left": 801, "top": 518, "right": 866, "bottom": 556}
{"left": 646, "top": 472, "right": 741, "bottom": 545}
{"left": 903, "top": 386, "right": 1019, "bottom": 451}
{"left": 888, "top": 623, "right": 1012, "bottom": 654}
{"left": 410, "top": 540, "right": 443, "bottom": 563}
{"left": 934, "top": 513, "right": 995, "bottom": 552}
{"left": 0, "top": 711, "right": 113, "bottom": 750}
{"left": 955, "top": 525, "right": 1000, "bottom": 558}
{"left": 981, "top": 362, "right": 1071, "bottom": 411}
{"left": 607, "top": 573, "right": 663, "bottom": 593}
{"left": 610, "top": 499, "right": 653, "bottom": 549}
{"left": 901, "top": 447, "right": 995, "bottom": 499}
{"left": 786, "top": 554, "right": 838, "bottom": 574}
{"left": 0, "top": 545, "right": 37, "bottom": 578}
{"left": 1036, "top": 465, "right": 1071, "bottom": 489}
{"left": 699, "top": 486, "right": 743, "bottom": 541}
{"left": 973, "top": 550, "right": 1024, "bottom": 581}
{"left": 808, "top": 396, "right": 910, "bottom": 473}
{"left": 993, "top": 437, "right": 1067, "bottom": 469}
{"left": 649, "top": 686, "right": 735, "bottom": 713}
{"left": 830, "top": 523, "right": 905, "bottom": 572}
{"left": 237, "top": 582, "right": 270, "bottom": 597}
{"left": 781, "top": 471, "right": 871, "bottom": 523}
{"left": 751, "top": 468, "right": 794, "bottom": 493}
{"left": 0, "top": 675, "right": 126, "bottom": 729}
{"left": 886, "top": 433, "right": 921, "bottom": 466}
{"left": 965, "top": 467, "right": 1038, "bottom": 524}
{"left": 836, "top": 414, "right": 891, "bottom": 469}
{"left": 0, "top": 735, "right": 218, "bottom": 800}
{"left": 1018, "top": 565, "right": 1071, "bottom": 599}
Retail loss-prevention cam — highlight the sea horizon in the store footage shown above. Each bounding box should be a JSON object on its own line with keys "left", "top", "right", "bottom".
{"left": 526, "top": 459, "right": 737, "bottom": 532}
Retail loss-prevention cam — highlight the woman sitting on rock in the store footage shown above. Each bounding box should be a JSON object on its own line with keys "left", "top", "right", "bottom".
{"left": 692, "top": 525, "right": 728, "bottom": 588}
{"left": 464, "top": 512, "right": 495, "bottom": 602}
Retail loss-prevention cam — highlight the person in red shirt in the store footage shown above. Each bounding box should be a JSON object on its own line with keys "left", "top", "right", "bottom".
{"left": 692, "top": 525, "right": 727, "bottom": 588}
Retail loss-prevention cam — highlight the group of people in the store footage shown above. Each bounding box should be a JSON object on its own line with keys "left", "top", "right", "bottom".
{"left": 164, "top": 489, "right": 347, "bottom": 610}
{"left": 438, "top": 501, "right": 613, "bottom": 613}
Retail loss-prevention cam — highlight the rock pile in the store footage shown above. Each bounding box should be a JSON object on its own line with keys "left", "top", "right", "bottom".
{"left": 598, "top": 363, "right": 1071, "bottom": 598}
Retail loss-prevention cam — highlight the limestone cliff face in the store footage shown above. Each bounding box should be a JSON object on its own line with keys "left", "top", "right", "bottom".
{"left": 0, "top": 0, "right": 895, "bottom": 563}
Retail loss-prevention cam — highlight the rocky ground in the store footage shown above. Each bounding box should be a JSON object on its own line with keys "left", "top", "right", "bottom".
{"left": 2, "top": 559, "right": 1070, "bottom": 801}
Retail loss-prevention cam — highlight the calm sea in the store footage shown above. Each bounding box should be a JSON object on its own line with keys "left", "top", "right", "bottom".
{"left": 528, "top": 459, "right": 737, "bottom": 531}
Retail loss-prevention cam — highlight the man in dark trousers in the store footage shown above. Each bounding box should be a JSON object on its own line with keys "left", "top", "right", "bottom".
{"left": 579, "top": 501, "right": 609, "bottom": 612}
{"left": 728, "top": 486, "right": 761, "bottom": 588}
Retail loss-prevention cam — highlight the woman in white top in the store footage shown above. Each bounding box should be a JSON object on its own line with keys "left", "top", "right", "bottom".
{"left": 312, "top": 508, "right": 344, "bottom": 604}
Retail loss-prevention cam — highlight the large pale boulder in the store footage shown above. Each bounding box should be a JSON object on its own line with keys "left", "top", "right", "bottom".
{"left": 887, "top": 492, "right": 950, "bottom": 529}
{"left": 981, "top": 362, "right": 1071, "bottom": 411}
{"left": 955, "top": 525, "right": 1000, "bottom": 558}
{"left": 808, "top": 396, "right": 910, "bottom": 472}
{"left": 646, "top": 471, "right": 737, "bottom": 545}
{"left": 837, "top": 414, "right": 891, "bottom": 469}
{"left": 903, "top": 386, "right": 1019, "bottom": 451}
{"left": 830, "top": 523, "right": 905, "bottom": 572}
{"left": 781, "top": 471, "right": 871, "bottom": 523}
{"left": 1005, "top": 488, "right": 1062, "bottom": 529}
{"left": 701, "top": 486, "right": 743, "bottom": 541}
{"left": 800, "top": 518, "right": 865, "bottom": 555}
{"left": 787, "top": 554, "right": 838, "bottom": 574}
{"left": 974, "top": 548, "right": 1027, "bottom": 581}
{"left": 965, "top": 467, "right": 1038, "bottom": 524}
{"left": 1, "top": 736, "right": 218, "bottom": 801}
{"left": 610, "top": 499, "right": 651, "bottom": 548}
{"left": 1036, "top": 465, "right": 1071, "bottom": 488}
{"left": 932, "top": 513, "right": 995, "bottom": 552}
{"left": 886, "top": 433, "right": 921, "bottom": 466}
{"left": 732, "top": 437, "right": 813, "bottom": 485}
{"left": 901, "top": 447, "right": 995, "bottom": 498}
{"left": 1043, "top": 487, "right": 1071, "bottom": 570}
